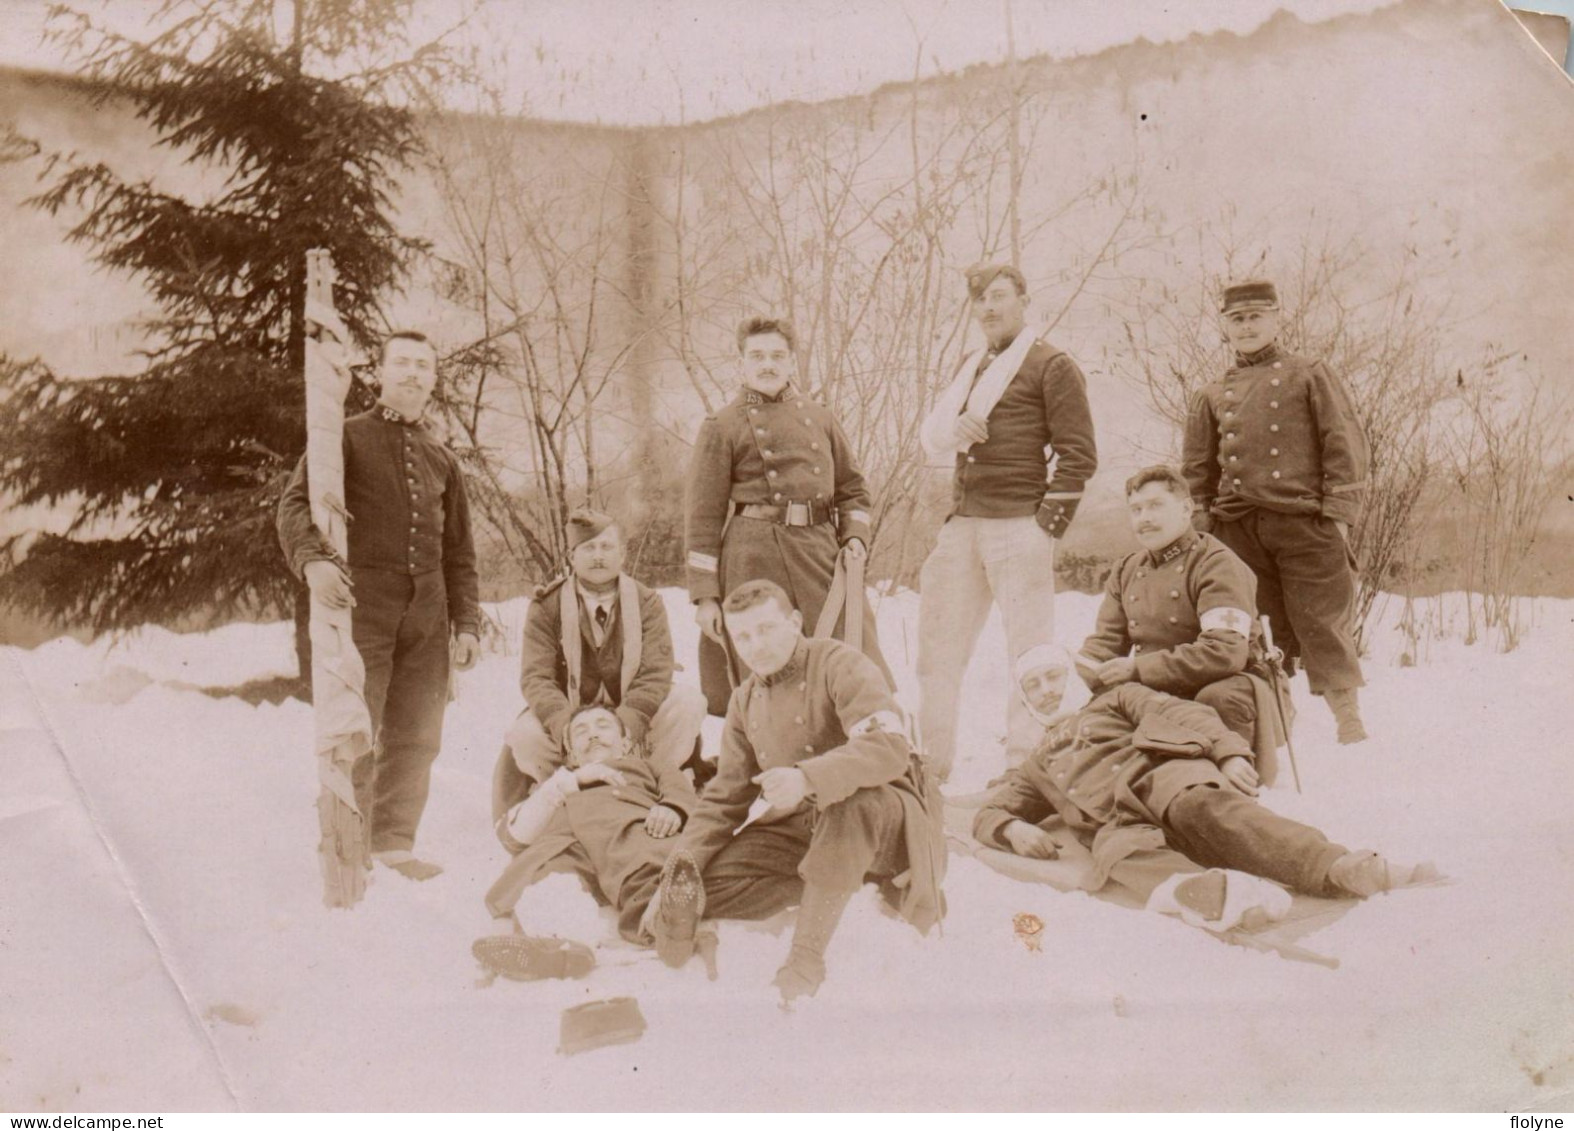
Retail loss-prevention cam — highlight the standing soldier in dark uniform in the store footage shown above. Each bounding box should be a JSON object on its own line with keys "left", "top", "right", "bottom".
{"left": 643, "top": 581, "right": 944, "bottom": 1004}
{"left": 917, "top": 263, "right": 1098, "bottom": 782}
{"left": 1076, "top": 465, "right": 1263, "bottom": 742}
{"left": 685, "top": 316, "right": 891, "bottom": 716}
{"left": 278, "top": 330, "right": 480, "bottom": 880}
{"left": 1182, "top": 280, "right": 1370, "bottom": 743}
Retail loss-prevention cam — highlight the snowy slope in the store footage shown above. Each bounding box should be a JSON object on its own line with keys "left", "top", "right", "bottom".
{"left": 2, "top": 589, "right": 1571, "bottom": 1111}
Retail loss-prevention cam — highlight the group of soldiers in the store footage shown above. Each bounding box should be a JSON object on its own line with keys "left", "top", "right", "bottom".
{"left": 277, "top": 264, "right": 1424, "bottom": 1005}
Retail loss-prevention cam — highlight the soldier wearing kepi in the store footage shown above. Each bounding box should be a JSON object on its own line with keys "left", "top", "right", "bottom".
{"left": 685, "top": 316, "right": 891, "bottom": 715}
{"left": 492, "top": 508, "right": 708, "bottom": 831}
{"left": 278, "top": 330, "right": 480, "bottom": 881}
{"left": 643, "top": 580, "right": 945, "bottom": 1005}
{"left": 1076, "top": 465, "right": 1263, "bottom": 743}
{"left": 917, "top": 263, "right": 1098, "bottom": 781}
{"left": 1182, "top": 280, "right": 1371, "bottom": 743}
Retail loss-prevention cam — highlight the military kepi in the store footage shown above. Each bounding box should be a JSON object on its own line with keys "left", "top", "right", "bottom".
{"left": 966, "top": 262, "right": 1026, "bottom": 300}
{"left": 1219, "top": 279, "right": 1280, "bottom": 313}
{"left": 566, "top": 508, "right": 616, "bottom": 550}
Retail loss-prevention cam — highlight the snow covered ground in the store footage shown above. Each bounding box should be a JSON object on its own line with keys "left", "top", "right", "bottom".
{"left": 2, "top": 588, "right": 1571, "bottom": 1111}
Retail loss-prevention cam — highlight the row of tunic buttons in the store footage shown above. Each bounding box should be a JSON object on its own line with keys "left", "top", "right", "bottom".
{"left": 1224, "top": 360, "right": 1286, "bottom": 485}
{"left": 1129, "top": 565, "right": 1187, "bottom": 626}
{"left": 406, "top": 441, "right": 420, "bottom": 568}
{"left": 747, "top": 682, "right": 818, "bottom": 758}
{"left": 748, "top": 407, "right": 826, "bottom": 503}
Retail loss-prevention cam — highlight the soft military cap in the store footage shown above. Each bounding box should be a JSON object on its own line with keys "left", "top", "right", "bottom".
{"left": 565, "top": 508, "right": 617, "bottom": 549}
{"left": 1219, "top": 279, "right": 1280, "bottom": 314}
{"left": 966, "top": 262, "right": 1027, "bottom": 300}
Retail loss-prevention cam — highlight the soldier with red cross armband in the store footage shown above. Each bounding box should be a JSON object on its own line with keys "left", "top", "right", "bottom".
{"left": 1182, "top": 280, "right": 1370, "bottom": 743}
{"left": 642, "top": 581, "right": 944, "bottom": 1005}
{"left": 685, "top": 316, "right": 892, "bottom": 715}
{"left": 1076, "top": 465, "right": 1263, "bottom": 743}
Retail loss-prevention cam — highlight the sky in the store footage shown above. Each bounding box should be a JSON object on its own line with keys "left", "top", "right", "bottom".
{"left": 0, "top": 0, "right": 1409, "bottom": 126}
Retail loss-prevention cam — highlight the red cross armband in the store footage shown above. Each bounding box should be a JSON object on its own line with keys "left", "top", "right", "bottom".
{"left": 1200, "top": 607, "right": 1252, "bottom": 637}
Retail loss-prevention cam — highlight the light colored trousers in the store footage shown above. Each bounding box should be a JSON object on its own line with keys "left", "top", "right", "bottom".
{"left": 505, "top": 683, "right": 709, "bottom": 777}
{"left": 917, "top": 514, "right": 1057, "bottom": 780}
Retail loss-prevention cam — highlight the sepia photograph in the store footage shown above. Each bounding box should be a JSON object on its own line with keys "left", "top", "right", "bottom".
{"left": 1, "top": 0, "right": 1571, "bottom": 1114}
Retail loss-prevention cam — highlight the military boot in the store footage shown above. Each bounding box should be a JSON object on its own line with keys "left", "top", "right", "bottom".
{"left": 1324, "top": 687, "right": 1368, "bottom": 744}
{"left": 773, "top": 882, "right": 854, "bottom": 1005}
{"left": 1327, "top": 851, "right": 1441, "bottom": 898}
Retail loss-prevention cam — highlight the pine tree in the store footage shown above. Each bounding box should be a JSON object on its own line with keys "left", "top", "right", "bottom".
{"left": 0, "top": 1, "right": 456, "bottom": 687}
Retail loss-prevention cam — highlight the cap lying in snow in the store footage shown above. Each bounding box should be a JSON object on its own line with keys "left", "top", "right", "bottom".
{"left": 559, "top": 997, "right": 647, "bottom": 1056}
{"left": 472, "top": 934, "right": 595, "bottom": 982}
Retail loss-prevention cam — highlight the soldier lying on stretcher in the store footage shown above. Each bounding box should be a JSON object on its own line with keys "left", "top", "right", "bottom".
{"left": 975, "top": 645, "right": 1435, "bottom": 931}
{"left": 475, "top": 704, "right": 704, "bottom": 979}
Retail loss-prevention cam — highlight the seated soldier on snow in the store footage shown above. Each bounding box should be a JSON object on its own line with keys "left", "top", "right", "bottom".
{"left": 492, "top": 509, "right": 709, "bottom": 840}
{"left": 1076, "top": 465, "right": 1271, "bottom": 744}
{"left": 976, "top": 645, "right": 1433, "bottom": 931}
{"left": 482, "top": 704, "right": 697, "bottom": 953}
{"left": 643, "top": 579, "right": 945, "bottom": 1004}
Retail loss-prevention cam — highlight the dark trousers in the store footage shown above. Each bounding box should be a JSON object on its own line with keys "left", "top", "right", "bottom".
{"left": 696, "top": 786, "right": 910, "bottom": 920}
{"left": 1196, "top": 674, "right": 1257, "bottom": 743}
{"left": 1163, "top": 784, "right": 1349, "bottom": 897}
{"left": 350, "top": 568, "right": 452, "bottom": 853}
{"left": 1215, "top": 510, "right": 1363, "bottom": 693}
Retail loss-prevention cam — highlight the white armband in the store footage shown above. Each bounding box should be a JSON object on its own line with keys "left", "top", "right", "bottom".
{"left": 849, "top": 710, "right": 904, "bottom": 737}
{"left": 1200, "top": 607, "right": 1252, "bottom": 636}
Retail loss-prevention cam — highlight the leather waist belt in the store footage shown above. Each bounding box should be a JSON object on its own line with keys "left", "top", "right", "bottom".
{"left": 733, "top": 501, "right": 834, "bottom": 527}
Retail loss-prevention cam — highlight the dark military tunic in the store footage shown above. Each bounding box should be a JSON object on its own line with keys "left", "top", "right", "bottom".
{"left": 279, "top": 409, "right": 480, "bottom": 632}
{"left": 1182, "top": 344, "right": 1368, "bottom": 691}
{"left": 944, "top": 338, "right": 1099, "bottom": 526}
{"left": 1077, "top": 532, "right": 1259, "bottom": 712}
{"left": 685, "top": 385, "right": 889, "bottom": 712}
{"left": 1182, "top": 345, "right": 1368, "bottom": 526}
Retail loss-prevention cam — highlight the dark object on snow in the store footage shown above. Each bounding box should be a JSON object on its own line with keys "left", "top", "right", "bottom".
{"left": 472, "top": 934, "right": 595, "bottom": 982}
{"left": 559, "top": 997, "right": 647, "bottom": 1056}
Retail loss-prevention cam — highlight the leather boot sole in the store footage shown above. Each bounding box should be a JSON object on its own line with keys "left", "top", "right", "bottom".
{"left": 653, "top": 850, "right": 706, "bottom": 968}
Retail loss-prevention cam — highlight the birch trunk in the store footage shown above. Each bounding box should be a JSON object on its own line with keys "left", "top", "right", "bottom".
{"left": 303, "top": 248, "right": 373, "bottom": 908}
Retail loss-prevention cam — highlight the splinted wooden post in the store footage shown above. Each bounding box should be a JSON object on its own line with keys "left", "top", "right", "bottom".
{"left": 303, "top": 248, "right": 373, "bottom": 908}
